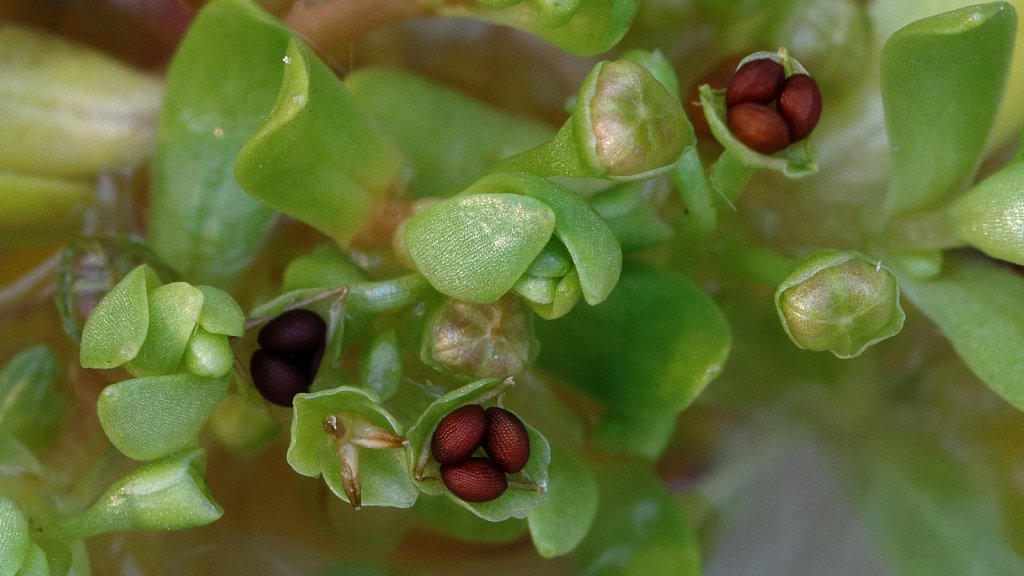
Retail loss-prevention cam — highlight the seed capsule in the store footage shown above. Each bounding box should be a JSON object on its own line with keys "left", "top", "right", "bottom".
{"left": 440, "top": 457, "right": 508, "bottom": 503}
{"left": 483, "top": 407, "right": 530, "bottom": 473}
{"left": 777, "top": 73, "right": 822, "bottom": 141}
{"left": 431, "top": 404, "right": 487, "bottom": 465}
{"left": 250, "top": 349, "right": 310, "bottom": 406}
{"left": 726, "top": 58, "right": 785, "bottom": 107}
{"left": 726, "top": 102, "right": 791, "bottom": 154}
{"left": 257, "top": 309, "right": 327, "bottom": 354}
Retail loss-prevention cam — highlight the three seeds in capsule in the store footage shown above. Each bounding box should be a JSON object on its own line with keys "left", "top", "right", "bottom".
{"left": 724, "top": 58, "right": 822, "bottom": 154}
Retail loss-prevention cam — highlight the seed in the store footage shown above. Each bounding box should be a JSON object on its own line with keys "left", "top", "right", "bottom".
{"left": 726, "top": 102, "right": 791, "bottom": 154}
{"left": 257, "top": 309, "right": 327, "bottom": 354}
{"left": 726, "top": 59, "right": 785, "bottom": 107}
{"left": 431, "top": 404, "right": 487, "bottom": 465}
{"left": 440, "top": 457, "right": 508, "bottom": 502}
{"left": 483, "top": 407, "right": 530, "bottom": 473}
{"left": 777, "top": 73, "right": 822, "bottom": 141}
{"left": 250, "top": 349, "right": 310, "bottom": 407}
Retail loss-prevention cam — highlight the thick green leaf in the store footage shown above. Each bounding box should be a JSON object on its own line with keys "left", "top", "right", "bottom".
{"left": 97, "top": 373, "right": 229, "bottom": 460}
{"left": 288, "top": 387, "right": 417, "bottom": 508}
{"left": 195, "top": 286, "right": 245, "bottom": 337}
{"left": 0, "top": 430, "right": 44, "bottom": 477}
{"left": 207, "top": 395, "right": 280, "bottom": 457}
{"left": 898, "top": 253, "right": 1024, "bottom": 411}
{"left": 14, "top": 543, "right": 47, "bottom": 576}
{"left": 149, "top": 0, "right": 292, "bottom": 287}
{"left": 403, "top": 193, "right": 556, "bottom": 303}
{"left": 0, "top": 171, "right": 91, "bottom": 244}
{"left": 536, "top": 262, "right": 731, "bottom": 414}
{"left": 0, "top": 492, "right": 29, "bottom": 576}
{"left": 67, "top": 448, "right": 222, "bottom": 537}
{"left": 527, "top": 447, "right": 598, "bottom": 558}
{"left": 514, "top": 176, "right": 622, "bottom": 305}
{"left": 79, "top": 264, "right": 160, "bottom": 370}
{"left": 0, "top": 345, "right": 67, "bottom": 453}
{"left": 0, "top": 23, "right": 162, "bottom": 178}
{"left": 593, "top": 409, "right": 678, "bottom": 460}
{"left": 881, "top": 2, "right": 1016, "bottom": 217}
{"left": 414, "top": 493, "right": 528, "bottom": 543}
{"left": 359, "top": 329, "right": 402, "bottom": 401}
{"left": 439, "top": 0, "right": 640, "bottom": 56}
{"left": 345, "top": 68, "right": 552, "bottom": 199}
{"left": 182, "top": 328, "right": 234, "bottom": 378}
{"left": 574, "top": 462, "right": 700, "bottom": 575}
{"left": 949, "top": 161, "right": 1024, "bottom": 266}
{"left": 126, "top": 282, "right": 205, "bottom": 376}
{"left": 282, "top": 244, "right": 368, "bottom": 292}
{"left": 236, "top": 39, "right": 404, "bottom": 247}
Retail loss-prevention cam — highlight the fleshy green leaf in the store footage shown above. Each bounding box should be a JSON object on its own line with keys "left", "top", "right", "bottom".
{"left": 0, "top": 492, "right": 30, "bottom": 576}
{"left": 0, "top": 345, "right": 67, "bottom": 453}
{"left": 125, "top": 282, "right": 205, "bottom": 376}
{"left": 79, "top": 264, "right": 160, "bottom": 370}
{"left": 590, "top": 182, "right": 674, "bottom": 251}
{"left": 97, "top": 373, "right": 229, "bottom": 460}
{"left": 282, "top": 244, "right": 368, "bottom": 292}
{"left": 13, "top": 543, "right": 47, "bottom": 576}
{"left": 288, "top": 387, "right": 417, "bottom": 508}
{"left": 195, "top": 285, "right": 245, "bottom": 337}
{"left": 514, "top": 176, "right": 622, "bottom": 305}
{"left": 949, "top": 161, "right": 1024, "bottom": 266}
{"left": 359, "top": 329, "right": 402, "bottom": 401}
{"left": 66, "top": 448, "right": 222, "bottom": 537}
{"left": 345, "top": 68, "right": 552, "bottom": 199}
{"left": 593, "top": 409, "right": 678, "bottom": 460}
{"left": 182, "top": 328, "right": 234, "bottom": 378}
{"left": 0, "top": 171, "right": 91, "bottom": 244}
{"left": 881, "top": 2, "right": 1016, "bottom": 218}
{"left": 414, "top": 493, "right": 528, "bottom": 544}
{"left": 527, "top": 446, "right": 598, "bottom": 558}
{"left": 0, "top": 430, "right": 44, "bottom": 477}
{"left": 403, "top": 193, "right": 556, "bottom": 303}
{"left": 536, "top": 262, "right": 731, "bottom": 414}
{"left": 898, "top": 253, "right": 1024, "bottom": 411}
{"left": 207, "top": 395, "right": 280, "bottom": 457}
{"left": 236, "top": 39, "right": 404, "bottom": 247}
{"left": 0, "top": 23, "right": 162, "bottom": 178}
{"left": 149, "top": 0, "right": 293, "bottom": 287}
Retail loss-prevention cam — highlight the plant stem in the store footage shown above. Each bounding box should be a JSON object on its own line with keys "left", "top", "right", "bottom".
{"left": 709, "top": 150, "right": 757, "bottom": 205}
{"left": 669, "top": 147, "right": 716, "bottom": 235}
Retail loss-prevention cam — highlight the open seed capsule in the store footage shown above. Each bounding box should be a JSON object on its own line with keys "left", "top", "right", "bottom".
{"left": 727, "top": 102, "right": 791, "bottom": 154}
{"left": 726, "top": 58, "right": 785, "bottom": 107}
{"left": 257, "top": 309, "right": 327, "bottom": 354}
{"left": 440, "top": 457, "right": 508, "bottom": 503}
{"left": 777, "top": 73, "right": 822, "bottom": 141}
{"left": 483, "top": 407, "right": 530, "bottom": 473}
{"left": 431, "top": 404, "right": 487, "bottom": 465}
{"left": 250, "top": 349, "right": 311, "bottom": 406}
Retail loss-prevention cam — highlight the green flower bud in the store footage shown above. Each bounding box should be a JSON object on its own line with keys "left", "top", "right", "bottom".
{"left": 774, "top": 250, "right": 905, "bottom": 358}
{"left": 421, "top": 295, "right": 539, "bottom": 381}
{"left": 948, "top": 162, "right": 1024, "bottom": 266}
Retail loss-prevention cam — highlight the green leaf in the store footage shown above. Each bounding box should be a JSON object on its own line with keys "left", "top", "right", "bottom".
{"left": 536, "top": 262, "right": 731, "bottom": 414}
{"left": 182, "top": 328, "right": 234, "bottom": 378}
{"left": 288, "top": 387, "right": 417, "bottom": 508}
{"left": 0, "top": 171, "right": 91, "bottom": 244}
{"left": 207, "top": 395, "right": 280, "bottom": 457}
{"left": 345, "top": 68, "right": 553, "bottom": 199}
{"left": 590, "top": 182, "right": 674, "bottom": 251}
{"left": 0, "top": 492, "right": 30, "bottom": 576}
{"left": 282, "top": 244, "right": 368, "bottom": 292}
{"left": 439, "top": 0, "right": 640, "bottom": 56}
{"left": 236, "top": 39, "right": 404, "bottom": 247}
{"left": 515, "top": 176, "right": 622, "bottom": 305}
{"left": 574, "top": 462, "right": 700, "bottom": 575}
{"left": 0, "top": 430, "right": 44, "bottom": 477}
{"left": 195, "top": 285, "right": 245, "bottom": 337}
{"left": 403, "top": 192, "right": 556, "bottom": 303}
{"left": 898, "top": 253, "right": 1024, "bottom": 411}
{"left": 881, "top": 2, "right": 1016, "bottom": 218}
{"left": 79, "top": 264, "right": 160, "bottom": 370}
{"left": 359, "top": 329, "right": 402, "bottom": 401}
{"left": 125, "top": 282, "right": 205, "bottom": 376}
{"left": 525, "top": 268, "right": 582, "bottom": 320}
{"left": 414, "top": 493, "right": 528, "bottom": 544}
{"left": 527, "top": 447, "right": 598, "bottom": 558}
{"left": 949, "top": 161, "right": 1024, "bottom": 266}
{"left": 67, "top": 448, "right": 222, "bottom": 537}
{"left": 149, "top": 0, "right": 293, "bottom": 287}
{"left": 97, "top": 373, "right": 229, "bottom": 460}
{"left": 593, "top": 409, "right": 678, "bottom": 460}
{"left": 13, "top": 543, "right": 47, "bottom": 576}
{"left": 0, "top": 24, "right": 162, "bottom": 178}
{"left": 0, "top": 345, "right": 67, "bottom": 453}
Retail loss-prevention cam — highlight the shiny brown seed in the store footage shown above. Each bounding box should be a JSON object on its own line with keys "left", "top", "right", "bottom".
{"left": 431, "top": 404, "right": 487, "bottom": 465}
{"left": 257, "top": 309, "right": 327, "bottom": 354}
{"left": 726, "top": 102, "right": 791, "bottom": 154}
{"left": 440, "top": 457, "right": 508, "bottom": 502}
{"left": 483, "top": 407, "right": 530, "bottom": 473}
{"left": 777, "top": 73, "right": 822, "bottom": 141}
{"left": 726, "top": 59, "right": 785, "bottom": 107}
{"left": 250, "top": 349, "right": 310, "bottom": 407}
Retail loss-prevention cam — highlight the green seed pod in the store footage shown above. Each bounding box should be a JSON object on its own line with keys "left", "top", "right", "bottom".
{"left": 948, "top": 162, "right": 1024, "bottom": 266}
{"left": 774, "top": 250, "right": 905, "bottom": 359}
{"left": 421, "top": 294, "right": 539, "bottom": 382}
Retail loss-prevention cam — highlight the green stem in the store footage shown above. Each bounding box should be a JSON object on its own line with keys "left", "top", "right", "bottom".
{"left": 485, "top": 122, "right": 586, "bottom": 179}
{"left": 722, "top": 243, "right": 797, "bottom": 287}
{"left": 709, "top": 151, "right": 757, "bottom": 204}
{"left": 668, "top": 147, "right": 716, "bottom": 235}
{"left": 881, "top": 208, "right": 966, "bottom": 252}
{"left": 347, "top": 273, "right": 433, "bottom": 315}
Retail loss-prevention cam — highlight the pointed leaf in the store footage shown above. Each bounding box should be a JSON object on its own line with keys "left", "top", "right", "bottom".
{"left": 79, "top": 264, "right": 158, "bottom": 369}
{"left": 0, "top": 493, "right": 29, "bottom": 576}
{"left": 126, "top": 282, "right": 204, "bottom": 376}
{"left": 196, "top": 285, "right": 245, "bottom": 337}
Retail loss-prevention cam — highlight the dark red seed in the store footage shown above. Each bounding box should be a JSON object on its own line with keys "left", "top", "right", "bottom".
{"left": 250, "top": 349, "right": 310, "bottom": 407}
{"left": 726, "top": 103, "right": 791, "bottom": 154}
{"left": 777, "top": 73, "right": 822, "bottom": 141}
{"left": 483, "top": 407, "right": 530, "bottom": 473}
{"left": 726, "top": 59, "right": 785, "bottom": 107}
{"left": 257, "top": 309, "right": 327, "bottom": 354}
{"left": 431, "top": 404, "right": 487, "bottom": 465}
{"left": 440, "top": 457, "right": 508, "bottom": 502}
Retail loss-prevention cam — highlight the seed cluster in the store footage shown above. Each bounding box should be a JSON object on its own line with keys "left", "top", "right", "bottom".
{"left": 250, "top": 309, "right": 327, "bottom": 406}
{"left": 724, "top": 58, "right": 822, "bottom": 154}
{"left": 431, "top": 404, "right": 531, "bottom": 502}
